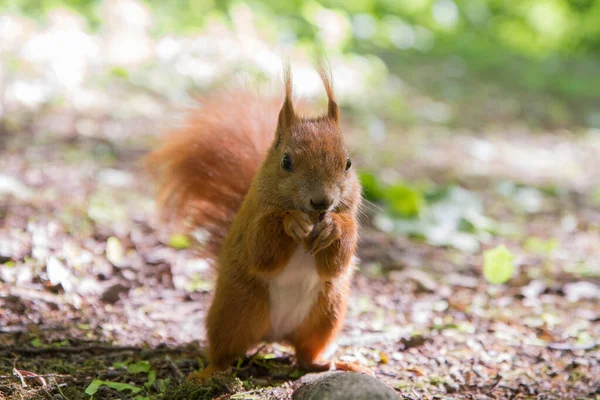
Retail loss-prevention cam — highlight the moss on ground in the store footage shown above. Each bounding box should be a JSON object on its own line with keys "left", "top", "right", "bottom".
{"left": 160, "top": 374, "right": 244, "bottom": 400}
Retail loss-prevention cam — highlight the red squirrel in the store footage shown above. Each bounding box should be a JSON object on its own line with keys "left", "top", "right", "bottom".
{"left": 146, "top": 61, "right": 365, "bottom": 381}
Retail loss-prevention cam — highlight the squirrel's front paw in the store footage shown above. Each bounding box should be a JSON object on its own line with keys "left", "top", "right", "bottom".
{"left": 283, "top": 210, "right": 314, "bottom": 244}
{"left": 309, "top": 214, "right": 341, "bottom": 255}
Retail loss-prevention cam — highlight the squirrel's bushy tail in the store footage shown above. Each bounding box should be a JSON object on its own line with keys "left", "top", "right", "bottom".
{"left": 145, "top": 91, "right": 281, "bottom": 252}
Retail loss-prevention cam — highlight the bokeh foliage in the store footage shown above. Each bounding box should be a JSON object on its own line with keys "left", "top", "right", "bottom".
{"left": 3, "top": 0, "right": 600, "bottom": 128}
{"left": 4, "top": 0, "right": 599, "bottom": 54}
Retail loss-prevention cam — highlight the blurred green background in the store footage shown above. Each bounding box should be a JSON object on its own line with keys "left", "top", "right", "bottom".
{"left": 2, "top": 0, "right": 600, "bottom": 129}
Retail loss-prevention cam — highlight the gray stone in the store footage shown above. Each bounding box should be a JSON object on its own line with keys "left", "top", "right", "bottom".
{"left": 292, "top": 372, "right": 399, "bottom": 400}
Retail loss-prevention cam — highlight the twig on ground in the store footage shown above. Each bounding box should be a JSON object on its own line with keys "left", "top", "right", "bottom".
{"left": 499, "top": 337, "right": 600, "bottom": 352}
{"left": 0, "top": 344, "right": 204, "bottom": 357}
{"left": 0, "top": 324, "right": 68, "bottom": 334}
{"left": 471, "top": 359, "right": 486, "bottom": 380}
{"left": 53, "top": 378, "right": 71, "bottom": 400}
{"left": 1, "top": 345, "right": 139, "bottom": 356}
{"left": 0, "top": 374, "right": 72, "bottom": 380}
{"left": 230, "top": 389, "right": 262, "bottom": 398}
{"left": 12, "top": 368, "right": 27, "bottom": 388}
{"left": 13, "top": 370, "right": 47, "bottom": 387}
{"left": 165, "top": 355, "right": 185, "bottom": 381}
{"left": 547, "top": 341, "right": 600, "bottom": 352}
{"left": 247, "top": 344, "right": 267, "bottom": 367}
{"left": 487, "top": 375, "right": 502, "bottom": 394}
{"left": 249, "top": 344, "right": 267, "bottom": 360}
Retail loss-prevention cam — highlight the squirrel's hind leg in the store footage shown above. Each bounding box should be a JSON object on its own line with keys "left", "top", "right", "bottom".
{"left": 188, "top": 283, "right": 270, "bottom": 383}
{"left": 187, "top": 364, "right": 216, "bottom": 383}
{"left": 286, "top": 290, "right": 372, "bottom": 376}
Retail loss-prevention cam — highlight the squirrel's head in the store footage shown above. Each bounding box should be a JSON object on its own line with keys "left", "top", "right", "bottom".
{"left": 263, "top": 61, "right": 360, "bottom": 214}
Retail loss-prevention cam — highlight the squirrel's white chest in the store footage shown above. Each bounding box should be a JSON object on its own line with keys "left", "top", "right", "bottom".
{"left": 268, "top": 245, "right": 321, "bottom": 340}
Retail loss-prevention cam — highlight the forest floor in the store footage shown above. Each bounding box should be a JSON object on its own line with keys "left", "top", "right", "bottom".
{"left": 1, "top": 100, "right": 600, "bottom": 400}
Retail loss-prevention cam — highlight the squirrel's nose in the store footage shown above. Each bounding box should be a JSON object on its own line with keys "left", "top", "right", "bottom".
{"left": 310, "top": 197, "right": 332, "bottom": 211}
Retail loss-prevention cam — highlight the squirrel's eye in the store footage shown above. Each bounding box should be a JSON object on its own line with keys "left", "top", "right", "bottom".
{"left": 281, "top": 153, "right": 292, "bottom": 171}
{"left": 345, "top": 158, "right": 352, "bottom": 171}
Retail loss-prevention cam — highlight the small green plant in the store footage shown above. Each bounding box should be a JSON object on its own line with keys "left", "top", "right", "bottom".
{"left": 524, "top": 237, "right": 558, "bottom": 256}
{"left": 363, "top": 171, "right": 493, "bottom": 252}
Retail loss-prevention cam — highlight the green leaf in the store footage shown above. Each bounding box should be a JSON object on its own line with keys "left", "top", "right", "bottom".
{"left": 110, "top": 66, "right": 129, "bottom": 79}
{"left": 102, "top": 382, "right": 141, "bottom": 394}
{"left": 30, "top": 337, "right": 41, "bottom": 348}
{"left": 158, "top": 377, "right": 171, "bottom": 393}
{"left": 112, "top": 361, "right": 129, "bottom": 369}
{"left": 128, "top": 361, "right": 151, "bottom": 373}
{"left": 144, "top": 369, "right": 157, "bottom": 389}
{"left": 524, "top": 237, "right": 558, "bottom": 256}
{"left": 359, "top": 171, "right": 385, "bottom": 202}
{"left": 84, "top": 380, "right": 141, "bottom": 395}
{"left": 168, "top": 234, "right": 191, "bottom": 249}
{"left": 483, "top": 245, "right": 515, "bottom": 284}
{"left": 84, "top": 380, "right": 103, "bottom": 395}
{"left": 50, "top": 339, "right": 69, "bottom": 348}
{"left": 384, "top": 183, "right": 424, "bottom": 217}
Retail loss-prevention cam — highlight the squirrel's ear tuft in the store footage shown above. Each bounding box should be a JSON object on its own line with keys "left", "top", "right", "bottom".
{"left": 316, "top": 57, "right": 338, "bottom": 123}
{"left": 277, "top": 60, "right": 296, "bottom": 131}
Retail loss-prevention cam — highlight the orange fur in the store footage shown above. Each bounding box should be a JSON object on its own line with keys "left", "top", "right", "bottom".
{"left": 147, "top": 62, "right": 364, "bottom": 380}
{"left": 145, "top": 91, "right": 281, "bottom": 251}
